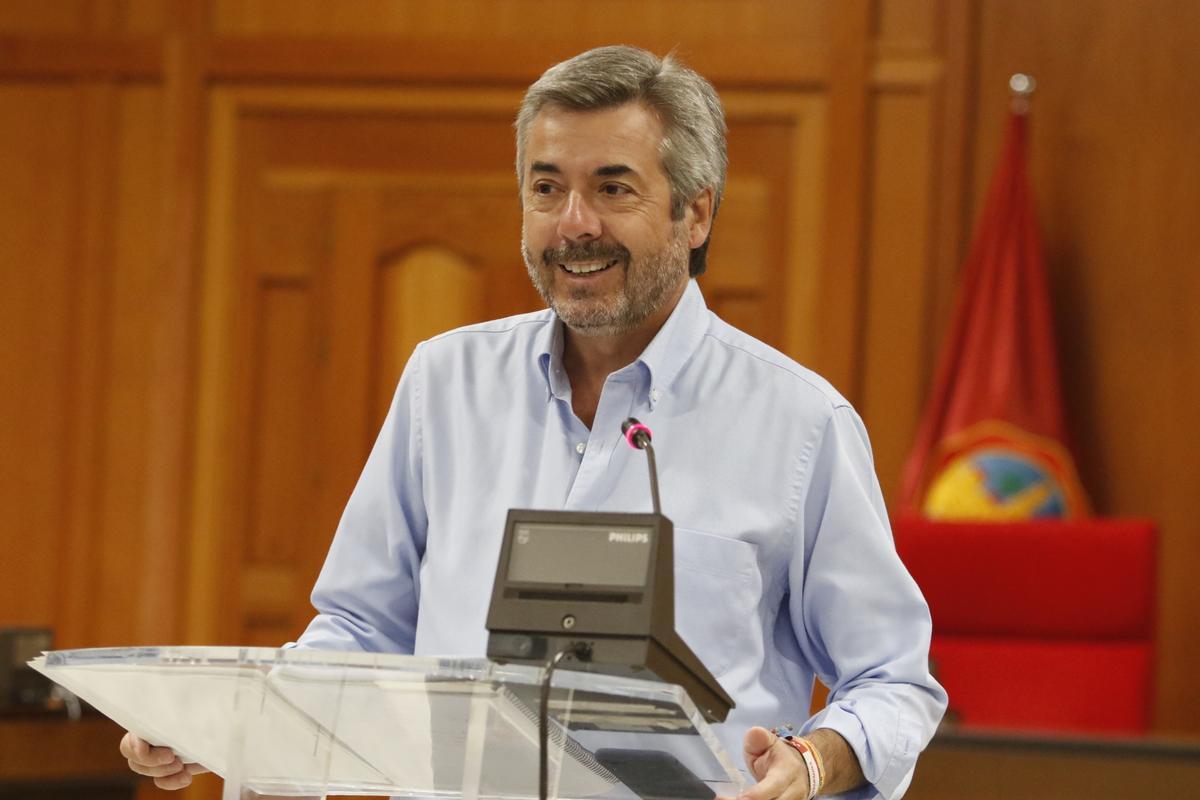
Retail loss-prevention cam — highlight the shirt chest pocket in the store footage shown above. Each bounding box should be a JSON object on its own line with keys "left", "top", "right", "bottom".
{"left": 672, "top": 527, "right": 764, "bottom": 679}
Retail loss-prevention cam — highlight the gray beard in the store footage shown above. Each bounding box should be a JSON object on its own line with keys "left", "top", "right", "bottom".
{"left": 522, "top": 229, "right": 690, "bottom": 338}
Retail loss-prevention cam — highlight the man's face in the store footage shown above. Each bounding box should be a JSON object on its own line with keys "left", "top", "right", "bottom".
{"left": 520, "top": 102, "right": 700, "bottom": 338}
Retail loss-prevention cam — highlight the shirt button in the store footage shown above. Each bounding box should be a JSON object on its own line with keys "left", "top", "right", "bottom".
{"left": 651, "top": 389, "right": 661, "bottom": 402}
{"left": 575, "top": 442, "right": 586, "bottom": 454}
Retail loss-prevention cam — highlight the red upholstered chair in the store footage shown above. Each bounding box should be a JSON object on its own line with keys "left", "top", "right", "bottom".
{"left": 892, "top": 517, "right": 1157, "bottom": 734}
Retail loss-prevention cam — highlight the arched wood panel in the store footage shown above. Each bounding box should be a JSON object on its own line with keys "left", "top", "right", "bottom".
{"left": 375, "top": 245, "right": 485, "bottom": 425}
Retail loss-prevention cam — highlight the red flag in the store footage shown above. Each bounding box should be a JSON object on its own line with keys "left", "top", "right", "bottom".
{"left": 898, "top": 108, "right": 1089, "bottom": 520}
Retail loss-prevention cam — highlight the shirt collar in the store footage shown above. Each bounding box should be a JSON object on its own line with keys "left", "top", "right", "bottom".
{"left": 635, "top": 279, "right": 708, "bottom": 407}
{"left": 535, "top": 279, "right": 710, "bottom": 405}
{"left": 536, "top": 315, "right": 569, "bottom": 401}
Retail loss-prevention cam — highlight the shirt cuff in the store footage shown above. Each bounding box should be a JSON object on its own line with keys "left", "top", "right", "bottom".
{"left": 800, "top": 704, "right": 915, "bottom": 800}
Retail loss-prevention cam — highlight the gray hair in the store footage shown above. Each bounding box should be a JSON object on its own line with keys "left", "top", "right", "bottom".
{"left": 515, "top": 45, "right": 727, "bottom": 277}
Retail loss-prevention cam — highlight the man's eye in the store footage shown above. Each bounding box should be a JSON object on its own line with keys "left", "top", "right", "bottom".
{"left": 601, "top": 184, "right": 630, "bottom": 196}
{"left": 532, "top": 183, "right": 556, "bottom": 195}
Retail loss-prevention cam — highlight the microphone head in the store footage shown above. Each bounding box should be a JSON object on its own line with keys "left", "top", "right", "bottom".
{"left": 622, "top": 417, "right": 653, "bottom": 449}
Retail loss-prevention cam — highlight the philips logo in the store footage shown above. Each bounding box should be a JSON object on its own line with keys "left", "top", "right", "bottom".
{"left": 608, "top": 531, "right": 650, "bottom": 544}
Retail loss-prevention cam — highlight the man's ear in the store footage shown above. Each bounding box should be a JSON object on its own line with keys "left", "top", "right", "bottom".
{"left": 685, "top": 187, "right": 715, "bottom": 249}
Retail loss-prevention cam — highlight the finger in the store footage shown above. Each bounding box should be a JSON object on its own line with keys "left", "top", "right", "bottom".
{"left": 742, "top": 726, "right": 776, "bottom": 776}
{"left": 120, "top": 732, "right": 156, "bottom": 762}
{"left": 738, "top": 758, "right": 805, "bottom": 800}
{"left": 184, "top": 762, "right": 210, "bottom": 775}
{"left": 128, "top": 756, "right": 185, "bottom": 778}
{"left": 122, "top": 733, "right": 177, "bottom": 767}
{"left": 738, "top": 727, "right": 818, "bottom": 800}
{"left": 155, "top": 769, "right": 195, "bottom": 791}
{"left": 119, "top": 732, "right": 138, "bottom": 760}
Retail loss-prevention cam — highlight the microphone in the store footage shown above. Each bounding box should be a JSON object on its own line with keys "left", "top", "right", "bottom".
{"left": 621, "top": 417, "right": 661, "bottom": 516}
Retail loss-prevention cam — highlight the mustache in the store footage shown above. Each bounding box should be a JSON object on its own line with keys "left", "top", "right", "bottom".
{"left": 541, "top": 241, "right": 630, "bottom": 266}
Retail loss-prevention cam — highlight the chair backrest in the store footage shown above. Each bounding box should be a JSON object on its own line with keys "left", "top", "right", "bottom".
{"left": 893, "top": 517, "right": 1157, "bottom": 734}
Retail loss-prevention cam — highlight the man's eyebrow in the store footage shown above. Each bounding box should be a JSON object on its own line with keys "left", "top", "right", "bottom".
{"left": 595, "top": 164, "right": 634, "bottom": 177}
{"left": 528, "top": 162, "right": 637, "bottom": 178}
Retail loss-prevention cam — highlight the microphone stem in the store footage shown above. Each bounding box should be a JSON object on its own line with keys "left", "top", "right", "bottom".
{"left": 644, "top": 442, "right": 662, "bottom": 516}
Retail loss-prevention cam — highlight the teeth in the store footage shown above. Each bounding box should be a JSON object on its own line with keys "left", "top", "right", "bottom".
{"left": 561, "top": 260, "right": 616, "bottom": 275}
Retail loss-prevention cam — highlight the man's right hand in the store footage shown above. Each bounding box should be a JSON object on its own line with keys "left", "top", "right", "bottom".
{"left": 120, "top": 732, "right": 209, "bottom": 790}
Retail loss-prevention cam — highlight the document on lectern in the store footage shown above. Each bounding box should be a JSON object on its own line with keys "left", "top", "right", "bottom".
{"left": 30, "top": 646, "right": 743, "bottom": 799}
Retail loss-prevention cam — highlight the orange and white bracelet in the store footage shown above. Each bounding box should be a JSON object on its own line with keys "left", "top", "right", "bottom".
{"left": 772, "top": 726, "right": 825, "bottom": 799}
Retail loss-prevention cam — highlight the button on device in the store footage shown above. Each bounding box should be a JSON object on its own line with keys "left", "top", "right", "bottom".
{"left": 575, "top": 442, "right": 586, "bottom": 454}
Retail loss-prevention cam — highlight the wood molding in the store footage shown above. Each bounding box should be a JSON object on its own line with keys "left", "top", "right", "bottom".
{"left": 924, "top": 0, "right": 976, "bottom": 387}
{"left": 0, "top": 34, "right": 162, "bottom": 78}
{"left": 872, "top": 56, "right": 945, "bottom": 90}
{"left": 263, "top": 170, "right": 517, "bottom": 192}
{"left": 138, "top": 0, "right": 208, "bottom": 645}
{"left": 0, "top": 33, "right": 830, "bottom": 87}
{"left": 187, "top": 88, "right": 241, "bottom": 646}
{"left": 813, "top": 0, "right": 873, "bottom": 402}
{"left": 57, "top": 80, "right": 119, "bottom": 649}
{"left": 203, "top": 36, "right": 830, "bottom": 86}
{"left": 241, "top": 563, "right": 300, "bottom": 625}
{"left": 723, "top": 92, "right": 827, "bottom": 365}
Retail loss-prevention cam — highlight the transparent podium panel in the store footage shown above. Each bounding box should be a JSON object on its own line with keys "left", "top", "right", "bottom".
{"left": 30, "top": 647, "right": 744, "bottom": 800}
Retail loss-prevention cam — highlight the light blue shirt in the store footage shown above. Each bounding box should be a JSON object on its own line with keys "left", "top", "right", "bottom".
{"left": 297, "top": 280, "right": 947, "bottom": 799}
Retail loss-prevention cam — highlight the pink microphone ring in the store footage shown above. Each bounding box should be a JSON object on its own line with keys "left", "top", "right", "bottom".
{"left": 624, "top": 423, "right": 652, "bottom": 448}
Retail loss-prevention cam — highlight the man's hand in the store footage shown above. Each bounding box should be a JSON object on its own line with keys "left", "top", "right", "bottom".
{"left": 119, "top": 732, "right": 209, "bottom": 790}
{"left": 721, "top": 725, "right": 866, "bottom": 800}
{"left": 732, "top": 726, "right": 810, "bottom": 800}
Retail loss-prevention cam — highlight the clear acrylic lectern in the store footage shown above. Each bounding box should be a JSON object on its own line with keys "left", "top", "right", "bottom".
{"left": 30, "top": 647, "right": 744, "bottom": 800}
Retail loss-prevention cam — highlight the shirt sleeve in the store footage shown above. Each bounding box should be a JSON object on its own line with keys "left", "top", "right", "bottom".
{"left": 790, "top": 405, "right": 947, "bottom": 799}
{"left": 293, "top": 344, "right": 429, "bottom": 654}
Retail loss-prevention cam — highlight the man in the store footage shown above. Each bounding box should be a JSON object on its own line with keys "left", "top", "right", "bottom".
{"left": 123, "top": 45, "right": 946, "bottom": 799}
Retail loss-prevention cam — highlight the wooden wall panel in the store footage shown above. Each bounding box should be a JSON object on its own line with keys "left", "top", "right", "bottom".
{"left": 89, "top": 85, "right": 169, "bottom": 648}
{"left": 56, "top": 82, "right": 113, "bottom": 649}
{"left": 210, "top": 0, "right": 833, "bottom": 44}
{"left": 835, "top": 0, "right": 969, "bottom": 507}
{"left": 102, "top": 0, "right": 172, "bottom": 33}
{"left": 0, "top": 80, "right": 168, "bottom": 649}
{"left": 810, "top": 0, "right": 872, "bottom": 398}
{"left": 0, "top": 3, "right": 91, "bottom": 33}
{"left": 0, "top": 0, "right": 168, "bottom": 34}
{"left": 972, "top": 0, "right": 1200, "bottom": 735}
{"left": 247, "top": 283, "right": 313, "bottom": 565}
{"left": 0, "top": 85, "right": 78, "bottom": 629}
{"left": 706, "top": 94, "right": 826, "bottom": 360}
{"left": 875, "top": 0, "right": 939, "bottom": 51}
{"left": 860, "top": 92, "right": 936, "bottom": 502}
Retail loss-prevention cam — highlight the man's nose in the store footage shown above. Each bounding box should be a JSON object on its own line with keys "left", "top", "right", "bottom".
{"left": 557, "top": 191, "right": 602, "bottom": 241}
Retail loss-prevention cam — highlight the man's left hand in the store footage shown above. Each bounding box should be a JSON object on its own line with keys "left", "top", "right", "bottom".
{"left": 726, "top": 726, "right": 810, "bottom": 800}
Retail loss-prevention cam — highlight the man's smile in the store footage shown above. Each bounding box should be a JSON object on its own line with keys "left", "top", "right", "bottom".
{"left": 559, "top": 259, "right": 620, "bottom": 275}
